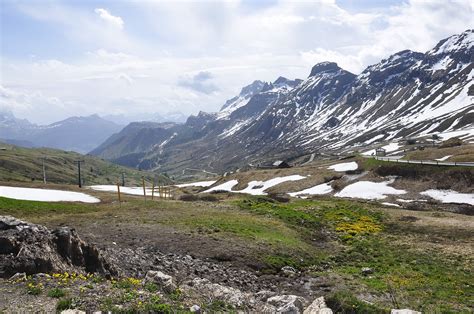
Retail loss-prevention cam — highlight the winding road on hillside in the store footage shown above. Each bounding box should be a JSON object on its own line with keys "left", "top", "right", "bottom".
{"left": 370, "top": 156, "right": 474, "bottom": 167}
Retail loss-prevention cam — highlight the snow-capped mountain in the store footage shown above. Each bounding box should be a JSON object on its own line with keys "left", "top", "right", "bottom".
{"left": 0, "top": 113, "right": 123, "bottom": 153}
{"left": 92, "top": 30, "right": 474, "bottom": 175}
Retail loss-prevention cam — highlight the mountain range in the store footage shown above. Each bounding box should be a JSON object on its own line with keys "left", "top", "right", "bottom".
{"left": 90, "top": 30, "right": 474, "bottom": 176}
{"left": 0, "top": 112, "right": 123, "bottom": 153}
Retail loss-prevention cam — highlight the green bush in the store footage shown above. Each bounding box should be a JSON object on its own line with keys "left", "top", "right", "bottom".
{"left": 56, "top": 298, "right": 73, "bottom": 312}
{"left": 326, "top": 291, "right": 387, "bottom": 313}
{"left": 179, "top": 194, "right": 199, "bottom": 201}
{"left": 199, "top": 194, "right": 219, "bottom": 202}
{"left": 48, "top": 287, "right": 65, "bottom": 298}
{"left": 439, "top": 137, "right": 462, "bottom": 148}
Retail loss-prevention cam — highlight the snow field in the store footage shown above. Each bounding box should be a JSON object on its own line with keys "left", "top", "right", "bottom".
{"left": 0, "top": 186, "right": 100, "bottom": 203}
{"left": 335, "top": 180, "right": 406, "bottom": 200}
{"left": 89, "top": 185, "right": 153, "bottom": 196}
{"left": 202, "top": 176, "right": 306, "bottom": 195}
{"left": 420, "top": 189, "right": 474, "bottom": 205}
{"left": 288, "top": 182, "right": 333, "bottom": 198}
{"left": 202, "top": 180, "right": 239, "bottom": 193}
{"left": 328, "top": 161, "right": 358, "bottom": 172}
{"left": 175, "top": 181, "right": 217, "bottom": 188}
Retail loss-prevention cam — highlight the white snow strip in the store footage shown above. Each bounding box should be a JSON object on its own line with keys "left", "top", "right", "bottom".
{"left": 288, "top": 182, "right": 332, "bottom": 197}
{"left": 435, "top": 155, "right": 452, "bottom": 161}
{"left": 335, "top": 180, "right": 406, "bottom": 200}
{"left": 381, "top": 202, "right": 400, "bottom": 207}
{"left": 437, "top": 129, "right": 474, "bottom": 140}
{"left": 365, "top": 134, "right": 385, "bottom": 144}
{"left": 89, "top": 185, "right": 152, "bottom": 196}
{"left": 396, "top": 198, "right": 427, "bottom": 203}
{"left": 420, "top": 189, "right": 474, "bottom": 205}
{"left": 202, "top": 180, "right": 239, "bottom": 193}
{"left": 0, "top": 186, "right": 100, "bottom": 203}
{"left": 176, "top": 180, "right": 217, "bottom": 188}
{"left": 328, "top": 161, "right": 358, "bottom": 172}
{"left": 237, "top": 175, "right": 306, "bottom": 195}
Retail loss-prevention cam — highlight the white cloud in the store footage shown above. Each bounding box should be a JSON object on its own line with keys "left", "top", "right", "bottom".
{"left": 94, "top": 8, "right": 124, "bottom": 29}
{"left": 2, "top": 0, "right": 473, "bottom": 124}
{"left": 178, "top": 71, "right": 219, "bottom": 94}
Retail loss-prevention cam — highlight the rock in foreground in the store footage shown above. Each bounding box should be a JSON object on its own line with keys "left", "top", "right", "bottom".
{"left": 0, "top": 216, "right": 116, "bottom": 278}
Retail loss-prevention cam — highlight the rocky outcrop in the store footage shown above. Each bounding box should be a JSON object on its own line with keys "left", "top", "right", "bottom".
{"left": 144, "top": 270, "right": 177, "bottom": 293}
{"left": 184, "top": 277, "right": 257, "bottom": 308}
{"left": 0, "top": 216, "right": 116, "bottom": 278}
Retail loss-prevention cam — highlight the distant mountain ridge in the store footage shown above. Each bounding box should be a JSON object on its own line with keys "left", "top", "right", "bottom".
{"left": 91, "top": 29, "right": 474, "bottom": 176}
{"left": 0, "top": 112, "right": 123, "bottom": 153}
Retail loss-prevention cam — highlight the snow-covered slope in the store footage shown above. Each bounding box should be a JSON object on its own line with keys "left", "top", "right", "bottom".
{"left": 93, "top": 30, "right": 474, "bottom": 176}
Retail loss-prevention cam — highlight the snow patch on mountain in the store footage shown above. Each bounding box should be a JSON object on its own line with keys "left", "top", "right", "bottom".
{"left": 235, "top": 175, "right": 306, "bottom": 195}
{"left": 335, "top": 180, "right": 406, "bottom": 200}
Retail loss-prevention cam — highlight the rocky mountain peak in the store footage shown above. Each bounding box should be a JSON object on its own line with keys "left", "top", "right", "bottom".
{"left": 273, "top": 76, "right": 303, "bottom": 88}
{"left": 308, "top": 62, "right": 342, "bottom": 77}
{"left": 220, "top": 80, "right": 266, "bottom": 112}
{"left": 239, "top": 80, "right": 265, "bottom": 97}
{"left": 429, "top": 29, "right": 473, "bottom": 56}
{"left": 186, "top": 111, "right": 216, "bottom": 128}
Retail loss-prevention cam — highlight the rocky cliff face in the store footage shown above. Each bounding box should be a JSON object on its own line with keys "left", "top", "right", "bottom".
{"left": 91, "top": 30, "right": 474, "bottom": 176}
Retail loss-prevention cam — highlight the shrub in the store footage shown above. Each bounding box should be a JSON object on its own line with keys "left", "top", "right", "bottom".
{"left": 145, "top": 282, "right": 158, "bottom": 293}
{"left": 179, "top": 194, "right": 199, "bottom": 201}
{"left": 405, "top": 202, "right": 426, "bottom": 211}
{"left": 56, "top": 298, "right": 73, "bottom": 312}
{"left": 209, "top": 190, "right": 230, "bottom": 194}
{"left": 326, "top": 291, "right": 387, "bottom": 313}
{"left": 324, "top": 175, "right": 342, "bottom": 183}
{"left": 199, "top": 194, "right": 219, "bottom": 202}
{"left": 48, "top": 287, "right": 65, "bottom": 298}
{"left": 203, "top": 300, "right": 234, "bottom": 312}
{"left": 268, "top": 193, "right": 290, "bottom": 203}
{"left": 331, "top": 180, "right": 346, "bottom": 191}
{"left": 439, "top": 137, "right": 462, "bottom": 148}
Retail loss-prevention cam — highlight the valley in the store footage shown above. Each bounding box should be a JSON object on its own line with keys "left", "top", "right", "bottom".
{"left": 89, "top": 30, "right": 474, "bottom": 178}
{"left": 0, "top": 144, "right": 473, "bottom": 312}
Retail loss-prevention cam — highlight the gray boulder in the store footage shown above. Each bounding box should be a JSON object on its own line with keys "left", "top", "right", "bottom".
{"left": 266, "top": 295, "right": 306, "bottom": 314}
{"left": 144, "top": 270, "right": 177, "bottom": 293}
{"left": 303, "top": 296, "right": 333, "bottom": 314}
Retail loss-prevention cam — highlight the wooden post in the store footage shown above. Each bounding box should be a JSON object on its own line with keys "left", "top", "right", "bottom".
{"left": 116, "top": 182, "right": 122, "bottom": 207}
{"left": 142, "top": 176, "right": 146, "bottom": 202}
{"left": 151, "top": 181, "right": 155, "bottom": 200}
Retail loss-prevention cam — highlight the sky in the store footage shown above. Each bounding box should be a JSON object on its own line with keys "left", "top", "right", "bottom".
{"left": 0, "top": 0, "right": 473, "bottom": 124}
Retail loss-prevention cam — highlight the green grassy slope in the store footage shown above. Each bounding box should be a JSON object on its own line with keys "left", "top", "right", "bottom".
{"left": 0, "top": 142, "right": 167, "bottom": 186}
